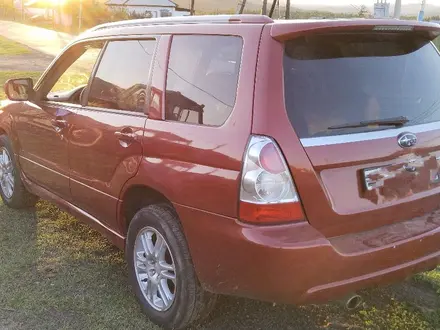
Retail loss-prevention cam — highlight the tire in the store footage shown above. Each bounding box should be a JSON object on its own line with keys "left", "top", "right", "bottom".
{"left": 126, "top": 204, "right": 217, "bottom": 330}
{"left": 0, "top": 135, "right": 38, "bottom": 209}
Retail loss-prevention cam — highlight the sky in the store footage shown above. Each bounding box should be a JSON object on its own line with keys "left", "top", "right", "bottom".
{"left": 293, "top": 1, "right": 434, "bottom": 5}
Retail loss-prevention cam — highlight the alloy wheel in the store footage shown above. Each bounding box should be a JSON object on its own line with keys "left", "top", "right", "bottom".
{"left": 0, "top": 147, "right": 14, "bottom": 199}
{"left": 134, "top": 226, "right": 177, "bottom": 312}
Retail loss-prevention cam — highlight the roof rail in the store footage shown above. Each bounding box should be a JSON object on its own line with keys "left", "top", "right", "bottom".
{"left": 90, "top": 14, "right": 274, "bottom": 32}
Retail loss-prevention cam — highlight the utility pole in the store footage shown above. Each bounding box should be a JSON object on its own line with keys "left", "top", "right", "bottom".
{"left": 236, "top": 0, "right": 247, "bottom": 14}
{"left": 262, "top": 0, "right": 267, "bottom": 15}
{"left": 190, "top": 0, "right": 195, "bottom": 15}
{"left": 21, "top": 0, "right": 24, "bottom": 21}
{"left": 393, "top": 0, "right": 402, "bottom": 19}
{"left": 277, "top": 0, "right": 280, "bottom": 18}
{"left": 78, "top": 0, "right": 82, "bottom": 32}
{"left": 285, "top": 0, "right": 290, "bottom": 19}
{"left": 418, "top": 0, "right": 427, "bottom": 21}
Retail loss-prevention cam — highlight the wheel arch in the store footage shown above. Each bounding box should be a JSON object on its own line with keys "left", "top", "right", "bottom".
{"left": 0, "top": 113, "right": 18, "bottom": 152}
{"left": 119, "top": 183, "right": 175, "bottom": 235}
{"left": 0, "top": 120, "right": 9, "bottom": 136}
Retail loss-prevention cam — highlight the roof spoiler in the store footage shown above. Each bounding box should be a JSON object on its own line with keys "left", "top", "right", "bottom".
{"left": 271, "top": 19, "right": 440, "bottom": 42}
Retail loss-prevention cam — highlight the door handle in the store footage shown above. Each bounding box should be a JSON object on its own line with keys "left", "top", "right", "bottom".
{"left": 51, "top": 119, "right": 68, "bottom": 127}
{"left": 51, "top": 118, "right": 68, "bottom": 133}
{"left": 114, "top": 131, "right": 135, "bottom": 140}
{"left": 115, "top": 129, "right": 136, "bottom": 148}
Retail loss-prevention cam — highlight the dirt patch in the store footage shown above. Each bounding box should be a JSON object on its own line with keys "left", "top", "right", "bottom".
{"left": 0, "top": 53, "right": 54, "bottom": 72}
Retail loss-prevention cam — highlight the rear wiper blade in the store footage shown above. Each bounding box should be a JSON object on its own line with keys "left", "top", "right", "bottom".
{"left": 328, "top": 116, "right": 409, "bottom": 130}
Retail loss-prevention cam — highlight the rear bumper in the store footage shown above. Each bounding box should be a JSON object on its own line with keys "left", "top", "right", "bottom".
{"left": 176, "top": 204, "right": 440, "bottom": 305}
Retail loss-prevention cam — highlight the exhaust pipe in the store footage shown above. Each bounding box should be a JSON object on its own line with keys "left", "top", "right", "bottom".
{"left": 344, "top": 294, "right": 363, "bottom": 310}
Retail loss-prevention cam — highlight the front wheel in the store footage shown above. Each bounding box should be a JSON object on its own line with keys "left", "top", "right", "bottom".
{"left": 0, "top": 135, "right": 38, "bottom": 208}
{"left": 126, "top": 204, "right": 217, "bottom": 330}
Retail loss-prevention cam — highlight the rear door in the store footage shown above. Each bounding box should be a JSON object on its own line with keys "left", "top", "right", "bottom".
{"left": 254, "top": 23, "right": 440, "bottom": 237}
{"left": 68, "top": 38, "right": 156, "bottom": 232}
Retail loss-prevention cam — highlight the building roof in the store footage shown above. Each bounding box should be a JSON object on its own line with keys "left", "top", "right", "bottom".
{"left": 106, "top": 0, "right": 176, "bottom": 7}
{"left": 106, "top": 0, "right": 126, "bottom": 5}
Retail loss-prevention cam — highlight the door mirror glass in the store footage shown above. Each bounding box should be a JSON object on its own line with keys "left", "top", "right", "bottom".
{"left": 4, "top": 78, "right": 34, "bottom": 101}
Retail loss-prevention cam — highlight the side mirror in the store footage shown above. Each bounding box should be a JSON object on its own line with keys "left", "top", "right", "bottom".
{"left": 4, "top": 78, "right": 35, "bottom": 101}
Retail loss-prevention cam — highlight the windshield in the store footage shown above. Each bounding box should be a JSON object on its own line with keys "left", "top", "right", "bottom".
{"left": 283, "top": 33, "right": 440, "bottom": 138}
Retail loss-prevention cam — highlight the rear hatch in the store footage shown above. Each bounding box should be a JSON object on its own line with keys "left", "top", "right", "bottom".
{"left": 279, "top": 21, "right": 440, "bottom": 236}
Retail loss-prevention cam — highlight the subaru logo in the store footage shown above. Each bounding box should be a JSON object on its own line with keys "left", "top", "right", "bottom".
{"left": 397, "top": 132, "right": 417, "bottom": 148}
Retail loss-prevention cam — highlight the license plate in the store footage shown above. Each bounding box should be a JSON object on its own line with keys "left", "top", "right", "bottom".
{"left": 363, "top": 156, "right": 440, "bottom": 192}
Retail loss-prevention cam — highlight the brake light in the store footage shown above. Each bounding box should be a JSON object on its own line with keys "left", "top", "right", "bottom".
{"left": 373, "top": 25, "right": 414, "bottom": 32}
{"left": 239, "top": 135, "right": 304, "bottom": 224}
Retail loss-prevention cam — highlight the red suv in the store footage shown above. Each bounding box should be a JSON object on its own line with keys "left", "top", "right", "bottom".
{"left": 1, "top": 15, "right": 440, "bottom": 329}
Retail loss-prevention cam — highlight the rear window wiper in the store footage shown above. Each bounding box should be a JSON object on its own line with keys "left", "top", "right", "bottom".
{"left": 328, "top": 116, "right": 409, "bottom": 130}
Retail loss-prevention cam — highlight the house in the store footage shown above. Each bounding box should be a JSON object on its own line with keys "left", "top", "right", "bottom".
{"left": 105, "top": 0, "right": 191, "bottom": 18}
{"left": 373, "top": 0, "right": 390, "bottom": 19}
{"left": 17, "top": 0, "right": 72, "bottom": 27}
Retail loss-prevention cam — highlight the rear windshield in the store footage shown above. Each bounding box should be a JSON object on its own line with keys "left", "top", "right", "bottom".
{"left": 283, "top": 33, "right": 440, "bottom": 138}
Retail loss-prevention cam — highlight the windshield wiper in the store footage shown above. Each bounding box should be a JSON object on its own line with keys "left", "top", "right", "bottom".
{"left": 328, "top": 116, "right": 409, "bottom": 130}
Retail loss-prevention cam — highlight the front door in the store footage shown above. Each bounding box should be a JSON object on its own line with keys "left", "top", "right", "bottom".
{"left": 68, "top": 38, "right": 157, "bottom": 232}
{"left": 14, "top": 41, "right": 104, "bottom": 198}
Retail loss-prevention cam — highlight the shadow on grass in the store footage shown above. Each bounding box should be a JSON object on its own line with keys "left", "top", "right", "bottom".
{"left": 0, "top": 200, "right": 439, "bottom": 330}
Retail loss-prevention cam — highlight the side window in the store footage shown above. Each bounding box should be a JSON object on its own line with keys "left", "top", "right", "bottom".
{"left": 48, "top": 42, "right": 104, "bottom": 101}
{"left": 165, "top": 35, "right": 243, "bottom": 126}
{"left": 87, "top": 39, "right": 156, "bottom": 112}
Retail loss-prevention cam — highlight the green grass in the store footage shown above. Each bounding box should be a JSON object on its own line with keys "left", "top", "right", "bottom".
{"left": 0, "top": 36, "right": 31, "bottom": 56}
{"left": 417, "top": 268, "right": 440, "bottom": 293}
{"left": 0, "top": 200, "right": 157, "bottom": 330}
{"left": 353, "top": 300, "right": 431, "bottom": 330}
{"left": 0, "top": 71, "right": 42, "bottom": 99}
{"left": 0, "top": 199, "right": 439, "bottom": 330}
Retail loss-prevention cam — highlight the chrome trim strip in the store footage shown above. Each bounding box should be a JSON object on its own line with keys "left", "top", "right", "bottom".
{"left": 20, "top": 155, "right": 118, "bottom": 201}
{"left": 19, "top": 155, "right": 69, "bottom": 179}
{"left": 70, "top": 177, "right": 118, "bottom": 201}
{"left": 68, "top": 200, "right": 125, "bottom": 240}
{"left": 300, "top": 121, "right": 440, "bottom": 147}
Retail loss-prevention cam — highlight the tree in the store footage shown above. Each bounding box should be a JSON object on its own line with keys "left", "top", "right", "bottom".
{"left": 190, "top": 0, "right": 195, "bottom": 16}
{"left": 237, "top": 0, "right": 246, "bottom": 14}
{"left": 358, "top": 5, "right": 369, "bottom": 18}
{"left": 262, "top": 0, "right": 267, "bottom": 15}
{"left": 285, "top": 0, "right": 290, "bottom": 19}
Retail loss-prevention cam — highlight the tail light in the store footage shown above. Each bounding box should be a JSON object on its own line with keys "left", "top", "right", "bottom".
{"left": 239, "top": 135, "right": 305, "bottom": 224}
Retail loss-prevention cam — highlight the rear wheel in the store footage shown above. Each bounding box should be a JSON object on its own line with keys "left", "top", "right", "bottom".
{"left": 0, "top": 135, "right": 38, "bottom": 208}
{"left": 126, "top": 204, "right": 217, "bottom": 330}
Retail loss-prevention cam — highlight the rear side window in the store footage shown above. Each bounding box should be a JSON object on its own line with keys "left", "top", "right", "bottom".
{"left": 88, "top": 39, "right": 156, "bottom": 112}
{"left": 284, "top": 33, "right": 440, "bottom": 138}
{"left": 165, "top": 35, "right": 243, "bottom": 126}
